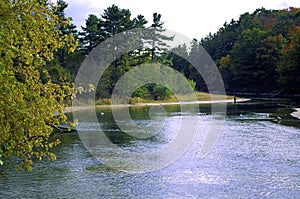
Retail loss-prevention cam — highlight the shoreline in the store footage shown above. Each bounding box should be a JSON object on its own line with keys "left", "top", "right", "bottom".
{"left": 291, "top": 108, "right": 300, "bottom": 120}
{"left": 66, "top": 98, "right": 250, "bottom": 113}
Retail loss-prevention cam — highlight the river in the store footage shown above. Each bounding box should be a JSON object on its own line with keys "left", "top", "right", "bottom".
{"left": 0, "top": 100, "right": 299, "bottom": 198}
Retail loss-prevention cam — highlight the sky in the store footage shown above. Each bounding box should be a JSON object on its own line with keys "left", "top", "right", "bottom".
{"left": 63, "top": 0, "right": 300, "bottom": 39}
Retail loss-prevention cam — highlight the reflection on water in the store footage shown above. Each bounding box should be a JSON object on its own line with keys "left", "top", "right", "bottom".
{"left": 0, "top": 101, "right": 299, "bottom": 198}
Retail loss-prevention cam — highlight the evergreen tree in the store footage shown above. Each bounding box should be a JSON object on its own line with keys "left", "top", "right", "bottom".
{"left": 133, "top": 15, "right": 150, "bottom": 66}
{"left": 102, "top": 4, "right": 134, "bottom": 37}
{"left": 188, "top": 39, "right": 207, "bottom": 91}
{"left": 79, "top": 14, "right": 104, "bottom": 55}
{"left": 201, "top": 19, "right": 240, "bottom": 63}
{"left": 89, "top": 5, "right": 139, "bottom": 98}
{"left": 53, "top": 0, "right": 78, "bottom": 67}
{"left": 231, "top": 28, "right": 270, "bottom": 93}
{"left": 146, "top": 13, "right": 174, "bottom": 64}
{"left": 171, "top": 44, "right": 190, "bottom": 77}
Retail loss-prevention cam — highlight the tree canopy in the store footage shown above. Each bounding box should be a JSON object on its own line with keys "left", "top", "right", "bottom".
{"left": 0, "top": 0, "right": 76, "bottom": 171}
{"left": 75, "top": 5, "right": 300, "bottom": 97}
{"left": 199, "top": 7, "right": 300, "bottom": 96}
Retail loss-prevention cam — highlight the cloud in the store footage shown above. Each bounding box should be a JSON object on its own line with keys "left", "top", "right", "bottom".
{"left": 63, "top": 0, "right": 300, "bottom": 39}
{"left": 285, "top": 0, "right": 300, "bottom": 7}
{"left": 64, "top": 1, "right": 101, "bottom": 28}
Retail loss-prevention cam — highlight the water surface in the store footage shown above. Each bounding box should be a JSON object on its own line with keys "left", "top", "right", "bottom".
{"left": 0, "top": 101, "right": 299, "bottom": 198}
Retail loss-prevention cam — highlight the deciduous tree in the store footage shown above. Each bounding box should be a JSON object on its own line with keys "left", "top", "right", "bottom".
{"left": 277, "top": 26, "right": 300, "bottom": 92}
{"left": 0, "top": 0, "right": 76, "bottom": 171}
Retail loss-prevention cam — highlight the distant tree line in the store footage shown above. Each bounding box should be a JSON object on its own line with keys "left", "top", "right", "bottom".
{"left": 199, "top": 7, "right": 300, "bottom": 96}
{"left": 57, "top": 3, "right": 300, "bottom": 97}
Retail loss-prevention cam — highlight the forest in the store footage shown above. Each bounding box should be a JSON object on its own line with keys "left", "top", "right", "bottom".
{"left": 56, "top": 2, "right": 300, "bottom": 98}
{"left": 0, "top": 0, "right": 300, "bottom": 170}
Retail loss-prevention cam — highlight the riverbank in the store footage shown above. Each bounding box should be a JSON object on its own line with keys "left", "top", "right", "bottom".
{"left": 66, "top": 98, "right": 250, "bottom": 113}
{"left": 132, "top": 98, "right": 249, "bottom": 106}
{"left": 291, "top": 108, "right": 300, "bottom": 119}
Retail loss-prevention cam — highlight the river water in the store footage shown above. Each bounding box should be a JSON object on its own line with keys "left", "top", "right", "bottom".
{"left": 0, "top": 100, "right": 299, "bottom": 198}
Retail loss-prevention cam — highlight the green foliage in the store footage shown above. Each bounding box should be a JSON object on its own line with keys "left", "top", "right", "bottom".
{"left": 186, "top": 39, "right": 207, "bottom": 91}
{"left": 231, "top": 28, "right": 270, "bottom": 92}
{"left": 63, "top": 50, "right": 86, "bottom": 76}
{"left": 53, "top": 0, "right": 78, "bottom": 67}
{"left": 132, "top": 86, "right": 150, "bottom": 99}
{"left": 102, "top": 4, "right": 134, "bottom": 37}
{"left": 277, "top": 26, "right": 300, "bottom": 92}
{"left": 171, "top": 44, "right": 190, "bottom": 75}
{"left": 200, "top": 19, "right": 241, "bottom": 62}
{"left": 0, "top": 0, "right": 76, "bottom": 171}
{"left": 200, "top": 7, "right": 300, "bottom": 95}
{"left": 256, "top": 35, "right": 285, "bottom": 90}
{"left": 79, "top": 14, "right": 104, "bottom": 55}
{"left": 76, "top": 5, "right": 177, "bottom": 99}
{"left": 219, "top": 54, "right": 234, "bottom": 91}
{"left": 42, "top": 59, "right": 74, "bottom": 84}
{"left": 147, "top": 13, "right": 174, "bottom": 63}
{"left": 152, "top": 84, "right": 173, "bottom": 100}
{"left": 56, "top": 4, "right": 300, "bottom": 104}
{"left": 113, "top": 63, "right": 194, "bottom": 102}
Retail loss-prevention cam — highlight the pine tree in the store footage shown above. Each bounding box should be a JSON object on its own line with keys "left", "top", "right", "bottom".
{"left": 146, "top": 13, "right": 174, "bottom": 64}
{"left": 79, "top": 14, "right": 104, "bottom": 55}
{"left": 132, "top": 15, "right": 150, "bottom": 66}
{"left": 53, "top": 0, "right": 78, "bottom": 67}
{"left": 102, "top": 4, "right": 134, "bottom": 37}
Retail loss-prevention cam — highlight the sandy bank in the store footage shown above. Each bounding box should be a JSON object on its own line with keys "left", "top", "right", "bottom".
{"left": 65, "top": 98, "right": 250, "bottom": 113}
{"left": 291, "top": 108, "right": 300, "bottom": 120}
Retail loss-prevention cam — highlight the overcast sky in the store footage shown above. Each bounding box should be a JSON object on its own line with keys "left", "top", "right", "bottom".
{"left": 63, "top": 0, "right": 300, "bottom": 39}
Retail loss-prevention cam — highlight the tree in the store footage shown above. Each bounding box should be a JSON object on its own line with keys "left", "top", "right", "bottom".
{"left": 40, "top": 0, "right": 78, "bottom": 85}
{"left": 102, "top": 4, "right": 134, "bottom": 38}
{"left": 273, "top": 8, "right": 300, "bottom": 37}
{"left": 219, "top": 54, "right": 234, "bottom": 92}
{"left": 277, "top": 26, "right": 300, "bottom": 93}
{"left": 94, "top": 5, "right": 136, "bottom": 98}
{"left": 53, "top": 0, "right": 78, "bottom": 67}
{"left": 188, "top": 39, "right": 207, "bottom": 91}
{"left": 79, "top": 14, "right": 104, "bottom": 55}
{"left": 147, "top": 13, "right": 174, "bottom": 64}
{"left": 0, "top": 0, "right": 76, "bottom": 171}
{"left": 132, "top": 15, "right": 150, "bottom": 66}
{"left": 200, "top": 19, "right": 240, "bottom": 62}
{"left": 171, "top": 44, "right": 190, "bottom": 76}
{"left": 231, "top": 28, "right": 270, "bottom": 93}
{"left": 255, "top": 34, "right": 285, "bottom": 91}
{"left": 63, "top": 50, "right": 86, "bottom": 77}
